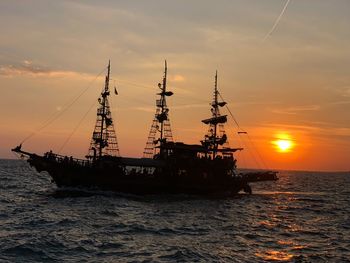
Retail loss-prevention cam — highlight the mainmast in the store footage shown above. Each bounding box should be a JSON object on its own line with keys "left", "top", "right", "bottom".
{"left": 88, "top": 61, "right": 120, "bottom": 160}
{"left": 213, "top": 71, "right": 218, "bottom": 152}
{"left": 201, "top": 71, "right": 228, "bottom": 158}
{"left": 143, "top": 60, "right": 174, "bottom": 158}
{"left": 159, "top": 60, "right": 168, "bottom": 142}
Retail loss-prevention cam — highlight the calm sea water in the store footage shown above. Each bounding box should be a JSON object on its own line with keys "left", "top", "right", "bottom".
{"left": 0, "top": 159, "right": 349, "bottom": 262}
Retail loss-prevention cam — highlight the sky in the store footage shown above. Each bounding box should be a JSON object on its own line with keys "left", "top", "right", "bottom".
{"left": 0, "top": 0, "right": 349, "bottom": 171}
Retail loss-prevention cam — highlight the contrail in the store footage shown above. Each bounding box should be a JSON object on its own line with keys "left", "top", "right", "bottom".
{"left": 263, "top": 0, "right": 291, "bottom": 42}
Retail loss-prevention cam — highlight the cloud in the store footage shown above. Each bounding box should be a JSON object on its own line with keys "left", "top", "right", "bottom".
{"left": 341, "top": 87, "right": 350, "bottom": 97}
{"left": 132, "top": 106, "right": 154, "bottom": 113}
{"left": 233, "top": 101, "right": 281, "bottom": 107}
{"left": 0, "top": 60, "right": 100, "bottom": 80}
{"left": 271, "top": 105, "right": 320, "bottom": 115}
{"left": 329, "top": 127, "right": 350, "bottom": 137}
{"left": 172, "top": 103, "right": 208, "bottom": 110}
{"left": 262, "top": 122, "right": 350, "bottom": 141}
{"left": 261, "top": 123, "right": 321, "bottom": 133}
{"left": 327, "top": 100, "right": 350, "bottom": 106}
{"left": 169, "top": 74, "right": 185, "bottom": 82}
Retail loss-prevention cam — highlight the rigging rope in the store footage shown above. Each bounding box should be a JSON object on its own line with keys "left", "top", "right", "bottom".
{"left": 20, "top": 66, "right": 107, "bottom": 144}
{"left": 114, "top": 78, "right": 154, "bottom": 91}
{"left": 246, "top": 134, "right": 268, "bottom": 169}
{"left": 217, "top": 91, "right": 269, "bottom": 169}
{"left": 217, "top": 92, "right": 241, "bottom": 129}
{"left": 238, "top": 132, "right": 263, "bottom": 169}
{"left": 106, "top": 85, "right": 122, "bottom": 156}
{"left": 57, "top": 100, "right": 98, "bottom": 154}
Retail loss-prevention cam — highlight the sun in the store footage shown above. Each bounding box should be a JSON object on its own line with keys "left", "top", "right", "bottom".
{"left": 274, "top": 139, "right": 293, "bottom": 152}
{"left": 272, "top": 134, "right": 295, "bottom": 153}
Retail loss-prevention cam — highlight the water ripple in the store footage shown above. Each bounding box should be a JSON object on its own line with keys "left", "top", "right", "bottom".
{"left": 0, "top": 160, "right": 349, "bottom": 262}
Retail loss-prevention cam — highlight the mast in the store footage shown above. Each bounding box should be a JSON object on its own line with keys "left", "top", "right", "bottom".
{"left": 88, "top": 61, "right": 120, "bottom": 160}
{"left": 201, "top": 71, "right": 229, "bottom": 158}
{"left": 213, "top": 71, "right": 218, "bottom": 157}
{"left": 159, "top": 60, "right": 167, "bottom": 142}
{"left": 99, "top": 61, "right": 110, "bottom": 157}
{"left": 143, "top": 60, "right": 174, "bottom": 158}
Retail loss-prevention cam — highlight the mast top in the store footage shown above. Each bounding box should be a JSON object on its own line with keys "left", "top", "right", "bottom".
{"left": 201, "top": 71, "right": 227, "bottom": 123}
{"left": 211, "top": 70, "right": 226, "bottom": 108}
{"left": 102, "top": 60, "right": 111, "bottom": 96}
{"left": 200, "top": 71, "right": 230, "bottom": 155}
{"left": 143, "top": 60, "right": 174, "bottom": 158}
{"left": 88, "top": 60, "right": 120, "bottom": 159}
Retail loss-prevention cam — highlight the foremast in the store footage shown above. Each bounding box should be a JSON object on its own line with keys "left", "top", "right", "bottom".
{"left": 201, "top": 71, "right": 230, "bottom": 158}
{"left": 88, "top": 61, "right": 120, "bottom": 160}
{"left": 143, "top": 60, "right": 174, "bottom": 158}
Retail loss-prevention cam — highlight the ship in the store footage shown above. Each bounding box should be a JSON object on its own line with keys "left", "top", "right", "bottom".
{"left": 12, "top": 61, "right": 278, "bottom": 195}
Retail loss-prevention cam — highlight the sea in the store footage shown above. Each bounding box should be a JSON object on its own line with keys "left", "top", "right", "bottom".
{"left": 0, "top": 159, "right": 349, "bottom": 263}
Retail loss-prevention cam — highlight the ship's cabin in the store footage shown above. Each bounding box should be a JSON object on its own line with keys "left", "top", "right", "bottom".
{"left": 157, "top": 141, "right": 241, "bottom": 179}
{"left": 159, "top": 141, "right": 242, "bottom": 161}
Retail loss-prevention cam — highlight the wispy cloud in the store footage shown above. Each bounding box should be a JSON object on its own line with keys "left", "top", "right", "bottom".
{"left": 172, "top": 103, "right": 208, "bottom": 110}
{"left": 330, "top": 127, "right": 350, "bottom": 137}
{"left": 132, "top": 106, "right": 154, "bottom": 113}
{"left": 233, "top": 101, "right": 282, "bottom": 107}
{"left": 261, "top": 123, "right": 321, "bottom": 132}
{"left": 262, "top": 122, "right": 350, "bottom": 140}
{"left": 341, "top": 87, "right": 350, "bottom": 97}
{"left": 270, "top": 105, "right": 320, "bottom": 115}
{"left": 327, "top": 100, "right": 350, "bottom": 106}
{"left": 169, "top": 74, "right": 185, "bottom": 82}
{"left": 0, "top": 60, "right": 99, "bottom": 80}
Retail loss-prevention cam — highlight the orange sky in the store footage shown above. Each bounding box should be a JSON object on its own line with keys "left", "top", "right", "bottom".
{"left": 0, "top": 1, "right": 349, "bottom": 171}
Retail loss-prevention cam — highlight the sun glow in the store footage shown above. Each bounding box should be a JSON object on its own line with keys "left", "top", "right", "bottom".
{"left": 272, "top": 134, "right": 295, "bottom": 153}
{"left": 276, "top": 139, "right": 292, "bottom": 151}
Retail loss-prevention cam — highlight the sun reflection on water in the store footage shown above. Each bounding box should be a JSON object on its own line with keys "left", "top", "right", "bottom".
{"left": 258, "top": 220, "right": 276, "bottom": 227}
{"left": 287, "top": 223, "right": 303, "bottom": 232}
{"left": 292, "top": 245, "right": 306, "bottom": 250}
{"left": 277, "top": 240, "right": 294, "bottom": 246}
{"left": 255, "top": 250, "right": 294, "bottom": 261}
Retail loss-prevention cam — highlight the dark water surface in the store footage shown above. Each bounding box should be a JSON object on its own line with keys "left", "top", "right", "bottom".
{"left": 0, "top": 159, "right": 349, "bottom": 262}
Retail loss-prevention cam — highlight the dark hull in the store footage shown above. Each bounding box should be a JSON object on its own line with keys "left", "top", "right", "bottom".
{"left": 241, "top": 171, "right": 279, "bottom": 182}
{"left": 27, "top": 155, "right": 248, "bottom": 196}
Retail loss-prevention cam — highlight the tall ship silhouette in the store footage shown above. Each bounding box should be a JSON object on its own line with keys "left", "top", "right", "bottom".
{"left": 12, "top": 61, "right": 277, "bottom": 195}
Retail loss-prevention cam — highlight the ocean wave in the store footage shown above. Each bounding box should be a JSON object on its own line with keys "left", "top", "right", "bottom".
{"left": 1, "top": 244, "right": 54, "bottom": 262}
{"left": 1, "top": 160, "right": 349, "bottom": 262}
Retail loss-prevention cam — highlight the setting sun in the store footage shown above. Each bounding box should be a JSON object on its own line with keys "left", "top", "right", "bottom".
{"left": 272, "top": 134, "right": 295, "bottom": 153}
{"left": 275, "top": 139, "right": 293, "bottom": 152}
